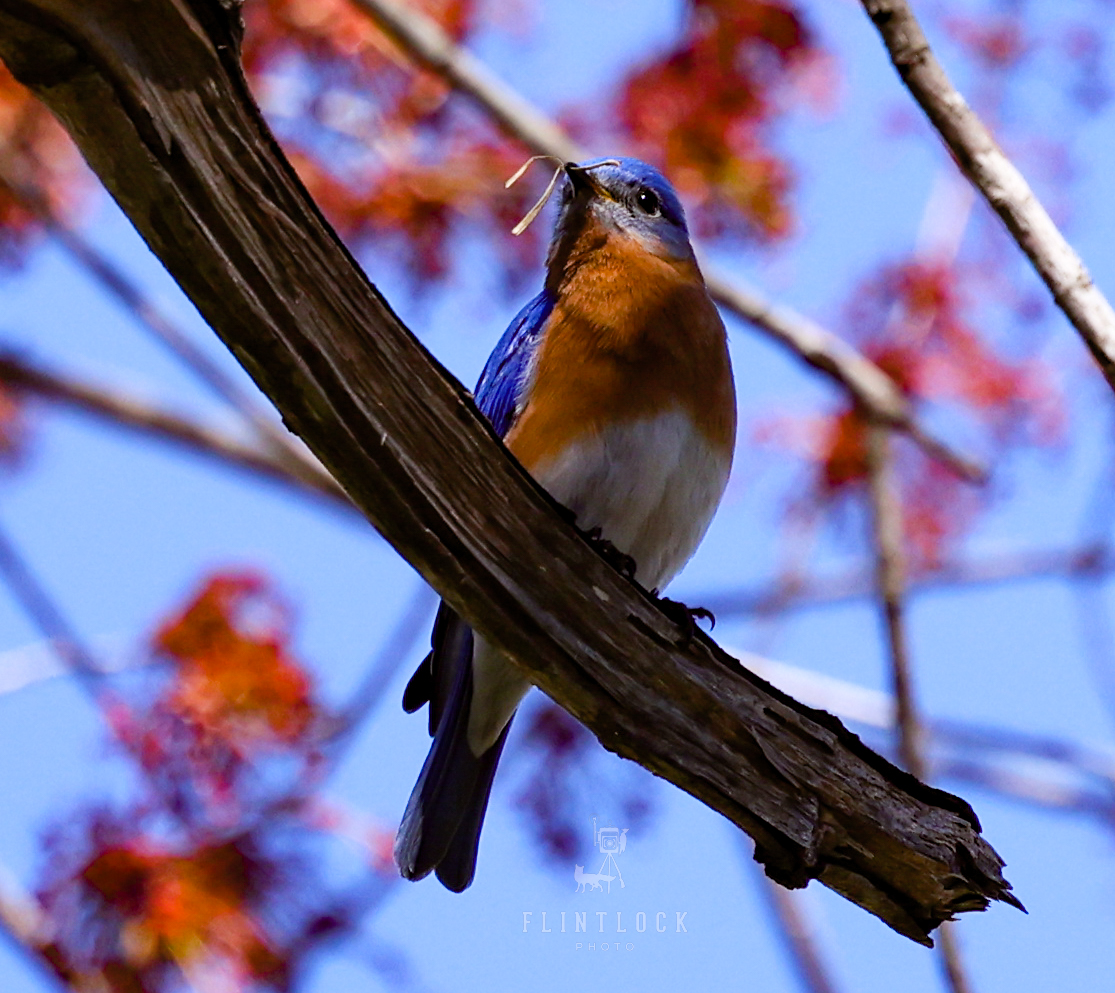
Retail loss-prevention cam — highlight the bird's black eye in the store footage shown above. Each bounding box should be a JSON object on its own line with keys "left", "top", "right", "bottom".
{"left": 635, "top": 187, "right": 661, "bottom": 217}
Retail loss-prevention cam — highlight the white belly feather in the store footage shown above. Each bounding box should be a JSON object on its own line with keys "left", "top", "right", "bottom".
{"left": 467, "top": 408, "right": 731, "bottom": 755}
{"left": 530, "top": 408, "right": 731, "bottom": 591}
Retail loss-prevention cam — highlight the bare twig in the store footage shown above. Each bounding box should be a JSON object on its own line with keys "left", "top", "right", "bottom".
{"left": 351, "top": 0, "right": 579, "bottom": 162}
{"left": 743, "top": 651, "right": 1115, "bottom": 822}
{"left": 936, "top": 925, "right": 975, "bottom": 993}
{"left": 0, "top": 864, "right": 46, "bottom": 952}
{"left": 734, "top": 830, "right": 844, "bottom": 993}
{"left": 738, "top": 835, "right": 844, "bottom": 993}
{"left": 860, "top": 0, "right": 1115, "bottom": 392}
{"left": 347, "top": 0, "right": 983, "bottom": 482}
{"left": 864, "top": 422, "right": 972, "bottom": 989}
{"left": 694, "top": 542, "right": 1115, "bottom": 619}
{"left": 50, "top": 223, "right": 304, "bottom": 455}
{"left": 0, "top": 144, "right": 322, "bottom": 473}
{"left": 0, "top": 864, "right": 70, "bottom": 993}
{"left": 759, "top": 873, "right": 842, "bottom": 993}
{"left": 0, "top": 353, "right": 355, "bottom": 512}
{"left": 865, "top": 423, "right": 925, "bottom": 778}
{"left": 0, "top": 518, "right": 103, "bottom": 693}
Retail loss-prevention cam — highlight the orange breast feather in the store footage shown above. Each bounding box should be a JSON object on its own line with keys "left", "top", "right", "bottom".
{"left": 505, "top": 233, "right": 736, "bottom": 473}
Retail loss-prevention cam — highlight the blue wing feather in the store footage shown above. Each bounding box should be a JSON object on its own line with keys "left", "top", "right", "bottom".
{"left": 395, "top": 289, "right": 554, "bottom": 889}
{"left": 474, "top": 290, "right": 553, "bottom": 438}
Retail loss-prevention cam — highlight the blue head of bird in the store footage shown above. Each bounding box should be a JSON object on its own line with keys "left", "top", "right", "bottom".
{"left": 546, "top": 157, "right": 694, "bottom": 273}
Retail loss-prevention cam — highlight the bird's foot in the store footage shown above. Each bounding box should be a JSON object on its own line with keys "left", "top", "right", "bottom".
{"left": 655, "top": 595, "right": 716, "bottom": 644}
{"left": 580, "top": 526, "right": 637, "bottom": 580}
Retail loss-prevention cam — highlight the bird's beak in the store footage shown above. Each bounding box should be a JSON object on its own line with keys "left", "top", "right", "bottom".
{"left": 564, "top": 163, "right": 601, "bottom": 197}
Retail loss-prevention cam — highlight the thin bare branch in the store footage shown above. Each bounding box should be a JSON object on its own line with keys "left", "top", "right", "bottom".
{"left": 737, "top": 832, "right": 845, "bottom": 993}
{"left": 348, "top": 0, "right": 983, "bottom": 482}
{"left": 865, "top": 423, "right": 925, "bottom": 778}
{"left": 936, "top": 925, "right": 975, "bottom": 993}
{"left": 864, "top": 422, "right": 972, "bottom": 991}
{"left": 695, "top": 543, "right": 1115, "bottom": 619}
{"left": 0, "top": 865, "right": 46, "bottom": 952}
{"left": 0, "top": 864, "right": 72, "bottom": 993}
{"left": 743, "top": 651, "right": 1115, "bottom": 822}
{"left": 0, "top": 353, "right": 355, "bottom": 512}
{"left": 0, "top": 517, "right": 104, "bottom": 692}
{"left": 0, "top": 143, "right": 319, "bottom": 470}
{"left": 860, "top": 0, "right": 1115, "bottom": 392}
{"left": 759, "top": 873, "right": 843, "bottom": 993}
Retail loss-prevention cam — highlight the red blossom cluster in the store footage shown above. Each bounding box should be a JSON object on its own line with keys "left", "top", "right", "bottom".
{"left": 242, "top": 0, "right": 546, "bottom": 284}
{"left": 155, "top": 573, "right": 316, "bottom": 753}
{"left": 101, "top": 572, "right": 323, "bottom": 820}
{"left": 0, "top": 64, "right": 89, "bottom": 262}
{"left": 616, "top": 0, "right": 819, "bottom": 241}
{"left": 32, "top": 573, "right": 372, "bottom": 993}
{"left": 240, "top": 0, "right": 818, "bottom": 284}
{"left": 945, "top": 15, "right": 1030, "bottom": 71}
{"left": 0, "top": 0, "right": 820, "bottom": 285}
{"left": 38, "top": 826, "right": 298, "bottom": 993}
{"left": 770, "top": 259, "right": 1062, "bottom": 567}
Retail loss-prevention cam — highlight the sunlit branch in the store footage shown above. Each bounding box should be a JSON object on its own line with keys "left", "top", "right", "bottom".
{"left": 864, "top": 423, "right": 972, "bottom": 992}
{"left": 0, "top": 865, "right": 69, "bottom": 993}
{"left": 0, "top": 353, "right": 355, "bottom": 513}
{"left": 759, "top": 873, "right": 843, "bottom": 993}
{"left": 865, "top": 424, "right": 925, "bottom": 774}
{"left": 936, "top": 756, "right": 1114, "bottom": 822}
{"left": 347, "top": 0, "right": 983, "bottom": 483}
{"left": 0, "top": 865, "right": 46, "bottom": 954}
{"left": 860, "top": 0, "right": 1115, "bottom": 394}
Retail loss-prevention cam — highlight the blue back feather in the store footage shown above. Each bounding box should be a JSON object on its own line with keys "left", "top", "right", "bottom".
{"left": 474, "top": 290, "right": 553, "bottom": 438}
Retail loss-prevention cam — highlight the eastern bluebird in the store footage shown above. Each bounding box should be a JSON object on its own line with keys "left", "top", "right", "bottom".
{"left": 394, "top": 157, "right": 736, "bottom": 891}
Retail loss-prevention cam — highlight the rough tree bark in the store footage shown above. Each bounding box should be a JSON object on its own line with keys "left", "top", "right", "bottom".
{"left": 0, "top": 0, "right": 1023, "bottom": 945}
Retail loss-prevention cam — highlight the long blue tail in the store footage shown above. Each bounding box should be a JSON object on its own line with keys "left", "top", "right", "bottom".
{"left": 394, "top": 608, "right": 512, "bottom": 891}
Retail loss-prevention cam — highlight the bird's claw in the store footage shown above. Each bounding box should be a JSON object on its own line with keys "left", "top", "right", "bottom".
{"left": 656, "top": 596, "right": 716, "bottom": 644}
{"left": 580, "top": 525, "right": 638, "bottom": 580}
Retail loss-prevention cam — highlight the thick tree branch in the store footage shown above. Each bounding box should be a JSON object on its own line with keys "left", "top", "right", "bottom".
{"left": 0, "top": 0, "right": 1020, "bottom": 943}
{"left": 735, "top": 653, "right": 1115, "bottom": 822}
{"left": 0, "top": 353, "right": 355, "bottom": 511}
{"left": 351, "top": 0, "right": 983, "bottom": 483}
{"left": 860, "top": 0, "right": 1115, "bottom": 393}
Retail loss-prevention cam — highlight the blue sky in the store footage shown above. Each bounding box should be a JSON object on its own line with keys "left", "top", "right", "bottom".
{"left": 2, "top": 1, "right": 1115, "bottom": 991}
